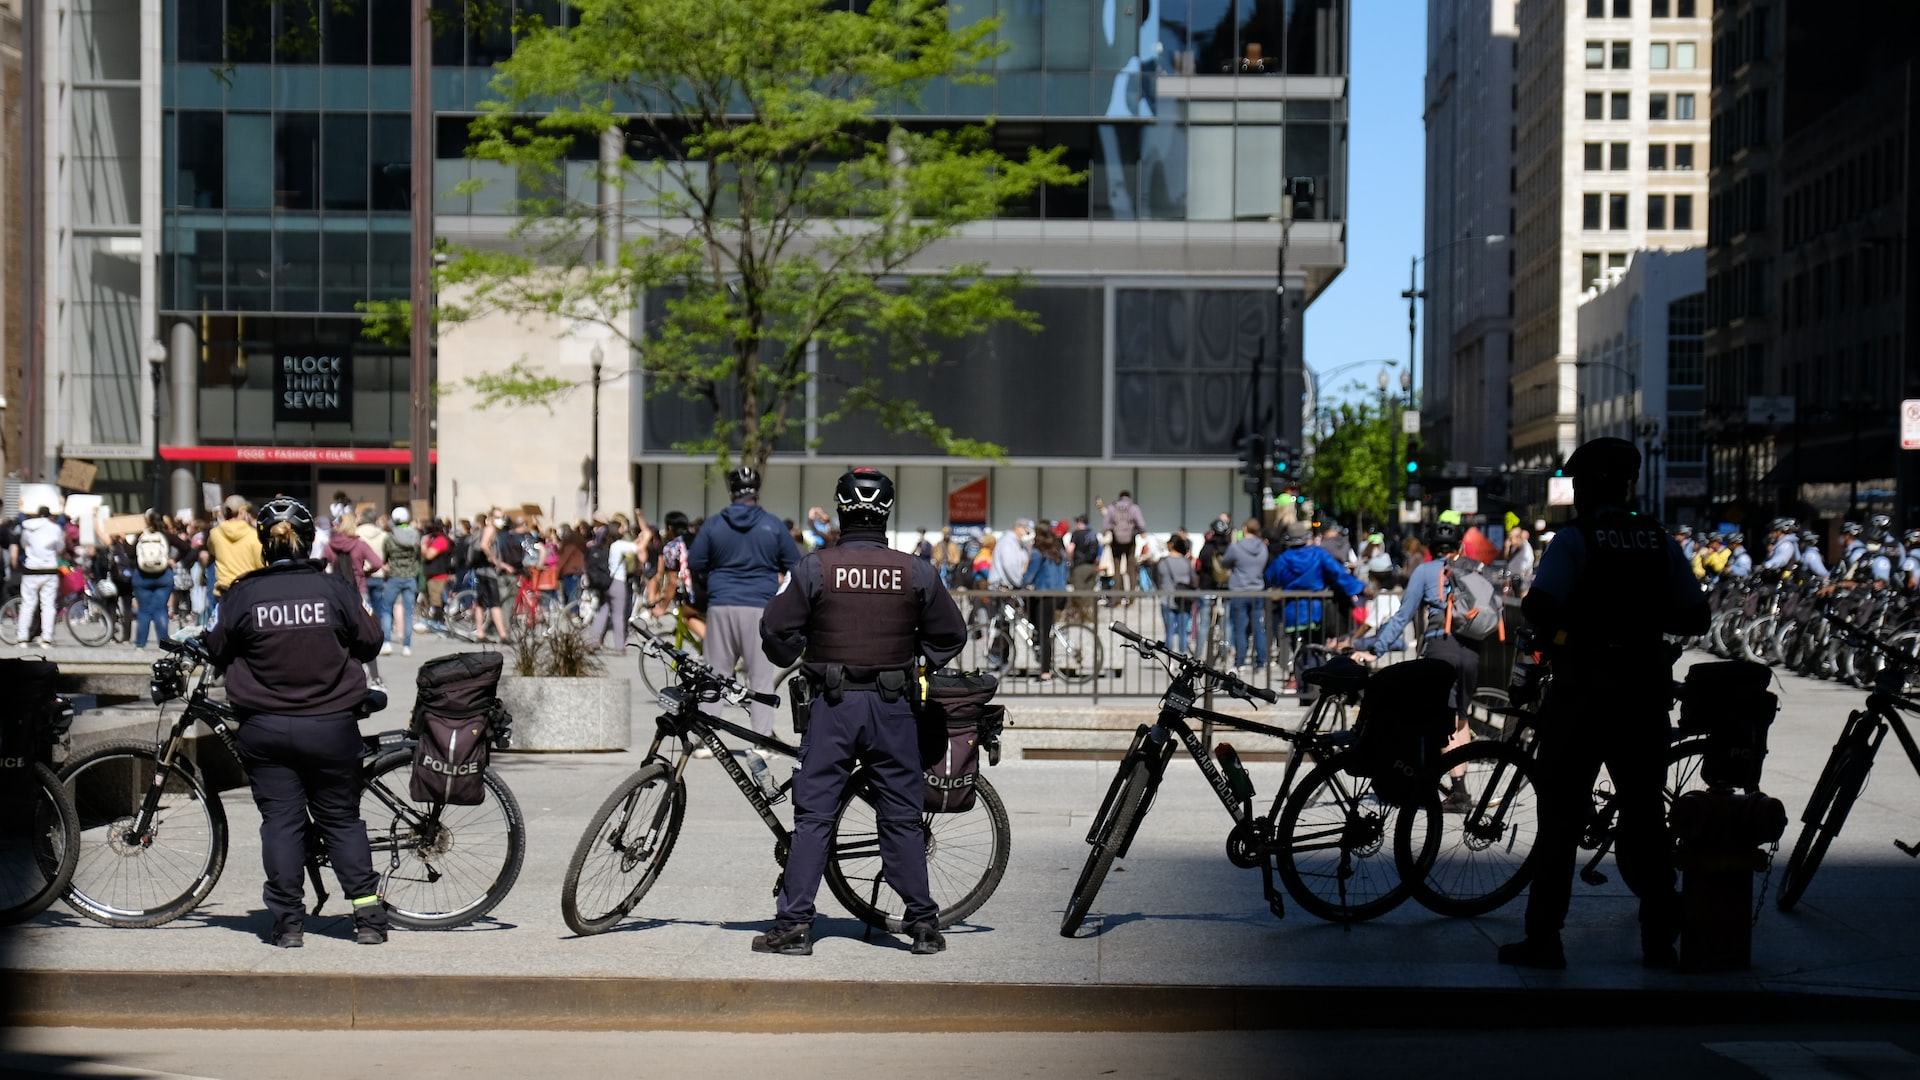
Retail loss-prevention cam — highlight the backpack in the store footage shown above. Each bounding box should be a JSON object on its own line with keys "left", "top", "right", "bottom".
{"left": 584, "top": 540, "right": 613, "bottom": 593}
{"left": 1442, "top": 557, "right": 1505, "bottom": 642}
{"left": 332, "top": 543, "right": 359, "bottom": 583}
{"left": 917, "top": 670, "right": 1004, "bottom": 813}
{"left": 1346, "top": 657, "right": 1456, "bottom": 808}
{"left": 1202, "top": 545, "right": 1230, "bottom": 588}
{"left": 410, "top": 651, "right": 512, "bottom": 805}
{"left": 135, "top": 531, "right": 170, "bottom": 574}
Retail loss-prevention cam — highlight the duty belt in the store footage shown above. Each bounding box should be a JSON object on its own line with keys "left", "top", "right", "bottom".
{"left": 803, "top": 662, "right": 918, "bottom": 706}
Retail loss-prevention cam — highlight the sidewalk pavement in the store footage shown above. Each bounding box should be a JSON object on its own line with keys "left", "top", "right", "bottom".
{"left": 6, "top": 637, "right": 1917, "bottom": 1030}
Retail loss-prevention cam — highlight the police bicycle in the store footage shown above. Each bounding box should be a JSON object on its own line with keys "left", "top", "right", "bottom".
{"left": 0, "top": 664, "right": 79, "bottom": 927}
{"left": 58, "top": 637, "right": 525, "bottom": 929}
{"left": 971, "top": 594, "right": 1103, "bottom": 684}
{"left": 1776, "top": 611, "right": 1920, "bottom": 912}
{"left": 560, "top": 625, "right": 1012, "bottom": 937}
{"left": 1063, "top": 623, "right": 1437, "bottom": 935}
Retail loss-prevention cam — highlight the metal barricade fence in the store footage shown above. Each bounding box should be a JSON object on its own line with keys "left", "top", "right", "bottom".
{"left": 948, "top": 588, "right": 1415, "bottom": 700}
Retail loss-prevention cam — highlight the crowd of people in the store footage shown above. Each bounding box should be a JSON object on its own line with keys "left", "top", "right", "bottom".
{"left": 1675, "top": 513, "right": 1918, "bottom": 592}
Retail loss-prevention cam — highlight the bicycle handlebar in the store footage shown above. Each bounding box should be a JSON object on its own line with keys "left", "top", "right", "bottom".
{"left": 632, "top": 623, "right": 777, "bottom": 707}
{"left": 1108, "top": 621, "right": 1279, "bottom": 704}
{"left": 1822, "top": 607, "right": 1916, "bottom": 670}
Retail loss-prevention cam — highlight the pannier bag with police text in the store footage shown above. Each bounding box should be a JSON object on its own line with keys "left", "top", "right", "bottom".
{"left": 410, "top": 652, "right": 512, "bottom": 805}
{"left": 1679, "top": 659, "right": 1777, "bottom": 791}
{"left": 919, "top": 670, "right": 1004, "bottom": 814}
{"left": 0, "top": 659, "right": 72, "bottom": 768}
{"left": 1347, "top": 658, "right": 1456, "bottom": 808}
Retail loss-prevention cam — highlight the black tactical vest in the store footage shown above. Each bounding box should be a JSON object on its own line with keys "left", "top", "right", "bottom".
{"left": 806, "top": 543, "right": 921, "bottom": 668}
{"left": 1562, "top": 508, "right": 1672, "bottom": 654}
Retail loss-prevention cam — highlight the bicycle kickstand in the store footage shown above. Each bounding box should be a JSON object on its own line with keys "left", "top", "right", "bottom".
{"left": 1260, "top": 856, "right": 1286, "bottom": 921}
{"left": 306, "top": 859, "right": 331, "bottom": 917}
{"left": 862, "top": 872, "right": 887, "bottom": 943}
{"left": 1895, "top": 839, "right": 1919, "bottom": 859}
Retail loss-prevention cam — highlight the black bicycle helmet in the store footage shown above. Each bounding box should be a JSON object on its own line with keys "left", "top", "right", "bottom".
{"left": 1429, "top": 522, "right": 1462, "bottom": 554}
{"left": 1905, "top": 528, "right": 1920, "bottom": 548}
{"left": 1675, "top": 525, "right": 1694, "bottom": 539}
{"left": 1842, "top": 520, "right": 1863, "bottom": 536}
{"left": 1727, "top": 532, "right": 1746, "bottom": 546}
{"left": 1770, "top": 516, "right": 1797, "bottom": 534}
{"left": 1799, "top": 530, "right": 1820, "bottom": 548}
{"left": 1870, "top": 513, "right": 1892, "bottom": 532}
{"left": 726, "top": 466, "right": 761, "bottom": 499}
{"left": 834, "top": 467, "right": 895, "bottom": 530}
{"left": 1208, "top": 519, "right": 1232, "bottom": 539}
{"left": 255, "top": 497, "right": 316, "bottom": 562}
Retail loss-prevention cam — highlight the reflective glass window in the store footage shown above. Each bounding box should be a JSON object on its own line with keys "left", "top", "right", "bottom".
{"left": 1649, "top": 143, "right": 1668, "bottom": 170}
{"left": 1608, "top": 192, "right": 1627, "bottom": 229}
{"left": 322, "top": 112, "right": 370, "bottom": 211}
{"left": 1283, "top": 123, "right": 1330, "bottom": 220}
{"left": 227, "top": 113, "right": 273, "bottom": 209}
{"left": 368, "top": 232, "right": 412, "bottom": 300}
{"left": 323, "top": 0, "right": 369, "bottom": 64}
{"left": 229, "top": 0, "right": 272, "bottom": 64}
{"left": 175, "top": 110, "right": 224, "bottom": 208}
{"left": 431, "top": 0, "right": 465, "bottom": 65}
{"left": 1235, "top": 125, "right": 1280, "bottom": 219}
{"left": 322, "top": 231, "right": 370, "bottom": 313}
{"left": 273, "top": 2, "right": 320, "bottom": 63}
{"left": 1583, "top": 193, "right": 1602, "bottom": 229}
{"left": 1042, "top": 3, "right": 1090, "bottom": 69}
{"left": 1674, "top": 194, "right": 1694, "bottom": 229}
{"left": 225, "top": 225, "right": 274, "bottom": 310}
{"left": 1611, "top": 92, "right": 1630, "bottom": 119}
{"left": 176, "top": 0, "right": 224, "bottom": 63}
{"left": 1238, "top": 1, "right": 1282, "bottom": 74}
{"left": 1610, "top": 141, "right": 1628, "bottom": 170}
{"left": 1676, "top": 42, "right": 1696, "bottom": 68}
{"left": 998, "top": 0, "right": 1042, "bottom": 71}
{"left": 370, "top": 0, "right": 412, "bottom": 65}
{"left": 1648, "top": 193, "right": 1667, "bottom": 230}
{"left": 1285, "top": 0, "right": 1343, "bottom": 75}
{"left": 1190, "top": 0, "right": 1236, "bottom": 74}
{"left": 275, "top": 225, "right": 322, "bottom": 311}
{"left": 369, "top": 114, "right": 412, "bottom": 211}
{"left": 276, "top": 113, "right": 321, "bottom": 211}
{"left": 468, "top": 0, "right": 514, "bottom": 66}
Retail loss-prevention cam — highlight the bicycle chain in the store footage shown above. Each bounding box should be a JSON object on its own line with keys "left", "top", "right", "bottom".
{"left": 1751, "top": 842, "right": 1778, "bottom": 926}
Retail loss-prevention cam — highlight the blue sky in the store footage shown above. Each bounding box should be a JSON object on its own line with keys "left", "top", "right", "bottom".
{"left": 1303, "top": 0, "right": 1426, "bottom": 404}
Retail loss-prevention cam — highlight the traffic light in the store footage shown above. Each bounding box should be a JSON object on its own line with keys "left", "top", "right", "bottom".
{"left": 1270, "top": 437, "right": 1301, "bottom": 484}
{"left": 1240, "top": 435, "right": 1265, "bottom": 495}
{"left": 1405, "top": 460, "right": 1419, "bottom": 474}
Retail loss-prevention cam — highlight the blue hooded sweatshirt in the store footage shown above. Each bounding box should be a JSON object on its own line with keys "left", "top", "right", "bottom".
{"left": 687, "top": 501, "right": 801, "bottom": 608}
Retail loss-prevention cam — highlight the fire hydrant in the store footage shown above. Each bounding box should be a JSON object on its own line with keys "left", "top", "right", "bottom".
{"left": 1671, "top": 787, "right": 1788, "bottom": 971}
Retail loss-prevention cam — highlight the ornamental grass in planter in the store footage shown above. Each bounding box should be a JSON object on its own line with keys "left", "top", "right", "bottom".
{"left": 498, "top": 624, "right": 629, "bottom": 751}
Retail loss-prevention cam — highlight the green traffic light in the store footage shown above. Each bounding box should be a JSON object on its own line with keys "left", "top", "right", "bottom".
{"left": 1405, "top": 461, "right": 1418, "bottom": 474}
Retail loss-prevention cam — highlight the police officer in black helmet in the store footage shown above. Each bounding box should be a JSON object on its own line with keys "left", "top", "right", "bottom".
{"left": 1499, "top": 438, "right": 1707, "bottom": 970}
{"left": 754, "top": 468, "right": 968, "bottom": 956}
{"left": 202, "top": 497, "right": 388, "bottom": 948}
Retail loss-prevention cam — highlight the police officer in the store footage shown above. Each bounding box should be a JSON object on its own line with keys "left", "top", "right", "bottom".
{"left": 1499, "top": 438, "right": 1708, "bottom": 970}
{"left": 203, "top": 497, "right": 388, "bottom": 948}
{"left": 1798, "top": 530, "right": 1830, "bottom": 582}
{"left": 1760, "top": 518, "right": 1799, "bottom": 574}
{"left": 755, "top": 468, "right": 967, "bottom": 956}
{"left": 1724, "top": 533, "right": 1752, "bottom": 579}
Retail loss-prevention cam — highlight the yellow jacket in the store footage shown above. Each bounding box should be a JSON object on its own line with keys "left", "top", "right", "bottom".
{"left": 1692, "top": 546, "right": 1729, "bottom": 581}
{"left": 208, "top": 518, "right": 264, "bottom": 594}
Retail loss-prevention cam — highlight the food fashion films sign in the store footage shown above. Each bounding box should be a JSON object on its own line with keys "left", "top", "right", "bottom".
{"left": 274, "top": 349, "right": 353, "bottom": 423}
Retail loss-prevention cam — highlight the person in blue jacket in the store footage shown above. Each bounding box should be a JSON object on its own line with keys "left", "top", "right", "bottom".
{"left": 1020, "top": 526, "right": 1070, "bottom": 681}
{"left": 1264, "top": 521, "right": 1368, "bottom": 638}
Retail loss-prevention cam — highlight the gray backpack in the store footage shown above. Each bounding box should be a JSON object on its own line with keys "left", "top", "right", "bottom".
{"left": 1442, "top": 557, "right": 1505, "bottom": 642}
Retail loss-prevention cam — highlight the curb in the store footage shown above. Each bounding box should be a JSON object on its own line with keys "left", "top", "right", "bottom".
{"left": 5, "top": 971, "right": 1914, "bottom": 1033}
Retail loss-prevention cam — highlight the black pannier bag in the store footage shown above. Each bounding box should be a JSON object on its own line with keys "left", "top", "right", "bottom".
{"left": 0, "top": 659, "right": 70, "bottom": 767}
{"left": 1679, "top": 659, "right": 1777, "bottom": 790}
{"left": 918, "top": 670, "right": 1004, "bottom": 814}
{"left": 1348, "top": 658, "right": 1456, "bottom": 808}
{"left": 410, "top": 652, "right": 510, "bottom": 805}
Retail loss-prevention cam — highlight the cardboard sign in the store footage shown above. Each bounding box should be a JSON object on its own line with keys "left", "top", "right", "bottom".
{"left": 520, "top": 503, "right": 544, "bottom": 521}
{"left": 18, "top": 483, "right": 61, "bottom": 516}
{"left": 57, "top": 459, "right": 98, "bottom": 492}
{"left": 102, "top": 513, "right": 148, "bottom": 540}
{"left": 1903, "top": 399, "right": 1920, "bottom": 451}
{"left": 201, "top": 482, "right": 223, "bottom": 513}
{"left": 946, "top": 474, "right": 988, "bottom": 526}
{"left": 1547, "top": 476, "right": 1576, "bottom": 506}
{"left": 411, "top": 499, "right": 432, "bottom": 525}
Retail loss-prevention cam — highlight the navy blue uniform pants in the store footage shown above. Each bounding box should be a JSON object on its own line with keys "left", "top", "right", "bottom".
{"left": 776, "top": 690, "right": 937, "bottom": 929}
{"left": 235, "top": 713, "right": 386, "bottom": 928}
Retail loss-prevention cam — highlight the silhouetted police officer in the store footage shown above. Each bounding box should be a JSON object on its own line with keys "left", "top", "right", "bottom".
{"left": 755, "top": 468, "right": 967, "bottom": 955}
{"left": 1500, "top": 438, "right": 1708, "bottom": 969}
{"left": 204, "top": 497, "right": 388, "bottom": 948}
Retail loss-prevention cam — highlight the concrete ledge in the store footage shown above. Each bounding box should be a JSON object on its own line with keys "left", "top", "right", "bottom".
{"left": 5, "top": 970, "right": 1915, "bottom": 1033}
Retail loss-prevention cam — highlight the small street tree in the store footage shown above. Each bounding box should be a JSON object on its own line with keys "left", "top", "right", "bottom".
{"left": 380, "top": 0, "right": 1077, "bottom": 470}
{"left": 1305, "top": 400, "right": 1398, "bottom": 531}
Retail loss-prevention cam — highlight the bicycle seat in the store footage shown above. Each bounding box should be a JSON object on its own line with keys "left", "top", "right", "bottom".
{"left": 1304, "top": 657, "right": 1369, "bottom": 693}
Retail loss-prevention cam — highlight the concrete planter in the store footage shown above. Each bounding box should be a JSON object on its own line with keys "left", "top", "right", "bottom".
{"left": 497, "top": 676, "right": 630, "bottom": 752}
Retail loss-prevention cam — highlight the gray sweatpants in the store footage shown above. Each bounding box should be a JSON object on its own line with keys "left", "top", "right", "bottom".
{"left": 703, "top": 604, "right": 781, "bottom": 736}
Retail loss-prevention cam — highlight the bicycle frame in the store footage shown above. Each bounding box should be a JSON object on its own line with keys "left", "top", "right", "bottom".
{"left": 1859, "top": 685, "right": 1920, "bottom": 852}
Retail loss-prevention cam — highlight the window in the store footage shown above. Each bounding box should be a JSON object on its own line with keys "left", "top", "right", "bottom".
{"left": 1675, "top": 93, "right": 1696, "bottom": 119}
{"left": 1650, "top": 42, "right": 1670, "bottom": 69}
{"left": 1585, "top": 93, "right": 1604, "bottom": 120}
{"left": 1583, "top": 193, "right": 1603, "bottom": 230}
{"left": 1614, "top": 0, "right": 1631, "bottom": 14}
{"left": 1649, "top": 143, "right": 1668, "bottom": 170}
{"left": 1611, "top": 92, "right": 1630, "bottom": 119}
{"left": 1588, "top": 0, "right": 1605, "bottom": 15}
{"left": 1583, "top": 253, "right": 1602, "bottom": 289}
{"left": 1650, "top": 92, "right": 1669, "bottom": 120}
{"left": 1608, "top": 252, "right": 1628, "bottom": 271}
{"left": 1674, "top": 194, "right": 1694, "bottom": 229}
{"left": 1609, "top": 193, "right": 1628, "bottom": 230}
{"left": 1610, "top": 142, "right": 1629, "bottom": 170}
{"left": 1652, "top": 0, "right": 1670, "bottom": 15}
{"left": 1585, "top": 143, "right": 1604, "bottom": 170}
{"left": 1676, "top": 41, "right": 1697, "bottom": 68}
{"left": 1585, "top": 41, "right": 1606, "bottom": 68}
{"left": 1675, "top": 143, "right": 1694, "bottom": 170}
{"left": 1678, "top": 0, "right": 1695, "bottom": 15}
{"left": 1611, "top": 41, "right": 1631, "bottom": 68}
{"left": 1648, "top": 194, "right": 1667, "bottom": 229}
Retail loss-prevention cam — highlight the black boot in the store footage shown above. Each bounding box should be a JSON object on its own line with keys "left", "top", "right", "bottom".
{"left": 354, "top": 899, "right": 390, "bottom": 944}
{"left": 752, "top": 923, "right": 812, "bottom": 956}
{"left": 268, "top": 917, "right": 304, "bottom": 949}
{"left": 1496, "top": 936, "right": 1566, "bottom": 969}
{"left": 909, "top": 921, "right": 947, "bottom": 955}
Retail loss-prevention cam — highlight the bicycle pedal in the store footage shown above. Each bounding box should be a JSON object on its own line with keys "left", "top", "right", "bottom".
{"left": 1579, "top": 869, "right": 1609, "bottom": 886}
{"left": 1895, "top": 839, "right": 1919, "bottom": 859}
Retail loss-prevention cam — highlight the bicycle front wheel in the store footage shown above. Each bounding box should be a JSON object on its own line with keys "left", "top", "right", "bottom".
{"left": 0, "top": 762, "right": 80, "bottom": 926}
{"left": 1051, "top": 623, "right": 1103, "bottom": 683}
{"left": 1276, "top": 754, "right": 1415, "bottom": 923}
{"left": 61, "top": 740, "right": 228, "bottom": 927}
{"left": 1777, "top": 717, "right": 1881, "bottom": 913}
{"left": 1060, "top": 759, "right": 1151, "bottom": 937}
{"left": 361, "top": 750, "right": 525, "bottom": 929}
{"left": 1395, "top": 740, "right": 1544, "bottom": 918}
{"left": 560, "top": 763, "right": 685, "bottom": 936}
{"left": 0, "top": 598, "right": 23, "bottom": 645}
{"left": 66, "top": 598, "right": 115, "bottom": 647}
{"left": 826, "top": 773, "right": 1011, "bottom": 934}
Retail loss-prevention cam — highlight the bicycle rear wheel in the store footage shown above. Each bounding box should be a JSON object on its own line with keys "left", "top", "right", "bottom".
{"left": 361, "top": 749, "right": 525, "bottom": 929}
{"left": 826, "top": 773, "right": 1011, "bottom": 933}
{"left": 1394, "top": 740, "right": 1544, "bottom": 918}
{"left": 1777, "top": 716, "right": 1881, "bottom": 913}
{"left": 0, "top": 763, "right": 80, "bottom": 926}
{"left": 1051, "top": 623, "right": 1102, "bottom": 683}
{"left": 0, "top": 598, "right": 23, "bottom": 645}
{"left": 1276, "top": 754, "right": 1415, "bottom": 923}
{"left": 60, "top": 740, "right": 228, "bottom": 927}
{"left": 1060, "top": 759, "right": 1151, "bottom": 937}
{"left": 560, "top": 763, "right": 685, "bottom": 936}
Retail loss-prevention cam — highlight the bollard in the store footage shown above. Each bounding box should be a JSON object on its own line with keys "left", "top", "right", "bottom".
{"left": 1672, "top": 787, "right": 1788, "bottom": 971}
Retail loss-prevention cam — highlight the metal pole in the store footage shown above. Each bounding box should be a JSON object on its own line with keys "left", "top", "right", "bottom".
{"left": 1399, "top": 255, "right": 1418, "bottom": 507}
{"left": 589, "top": 347, "right": 603, "bottom": 514}
{"left": 408, "top": 0, "right": 433, "bottom": 512}
{"left": 150, "top": 364, "right": 164, "bottom": 512}
{"left": 22, "top": 0, "right": 44, "bottom": 479}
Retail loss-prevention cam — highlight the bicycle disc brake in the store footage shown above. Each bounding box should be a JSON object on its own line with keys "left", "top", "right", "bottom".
{"left": 1226, "top": 821, "right": 1264, "bottom": 869}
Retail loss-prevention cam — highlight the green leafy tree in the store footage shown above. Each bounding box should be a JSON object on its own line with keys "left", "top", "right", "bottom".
{"left": 1305, "top": 399, "right": 1398, "bottom": 529}
{"left": 372, "top": 0, "right": 1078, "bottom": 470}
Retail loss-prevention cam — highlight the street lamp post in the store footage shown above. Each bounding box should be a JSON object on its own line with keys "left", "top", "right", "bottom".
{"left": 1403, "top": 234, "right": 1506, "bottom": 490}
{"left": 1573, "top": 357, "right": 1640, "bottom": 448}
{"left": 146, "top": 343, "right": 169, "bottom": 513}
{"left": 589, "top": 343, "right": 604, "bottom": 515}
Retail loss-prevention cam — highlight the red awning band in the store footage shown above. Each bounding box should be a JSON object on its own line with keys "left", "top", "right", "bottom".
{"left": 158, "top": 445, "right": 438, "bottom": 466}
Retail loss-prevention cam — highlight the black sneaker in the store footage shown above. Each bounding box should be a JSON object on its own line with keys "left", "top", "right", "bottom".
{"left": 1495, "top": 937, "right": 1566, "bottom": 970}
{"left": 268, "top": 922, "right": 304, "bottom": 949}
{"left": 355, "top": 922, "right": 389, "bottom": 945}
{"left": 751, "top": 923, "right": 812, "bottom": 956}
{"left": 1442, "top": 786, "right": 1475, "bottom": 814}
{"left": 909, "top": 922, "right": 947, "bottom": 955}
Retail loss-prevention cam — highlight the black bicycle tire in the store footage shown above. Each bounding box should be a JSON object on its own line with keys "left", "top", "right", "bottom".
{"left": 825, "top": 773, "right": 1012, "bottom": 934}
{"left": 1777, "top": 724, "right": 1876, "bottom": 913}
{"left": 1276, "top": 753, "right": 1414, "bottom": 923}
{"left": 0, "top": 763, "right": 81, "bottom": 926}
{"left": 59, "top": 740, "right": 229, "bottom": 928}
{"left": 1052, "top": 622, "right": 1103, "bottom": 684}
{"left": 66, "top": 598, "right": 115, "bottom": 647}
{"left": 1394, "top": 740, "right": 1544, "bottom": 919}
{"left": 363, "top": 749, "right": 525, "bottom": 930}
{"left": 559, "top": 763, "right": 685, "bottom": 936}
{"left": 1060, "top": 759, "right": 1151, "bottom": 937}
